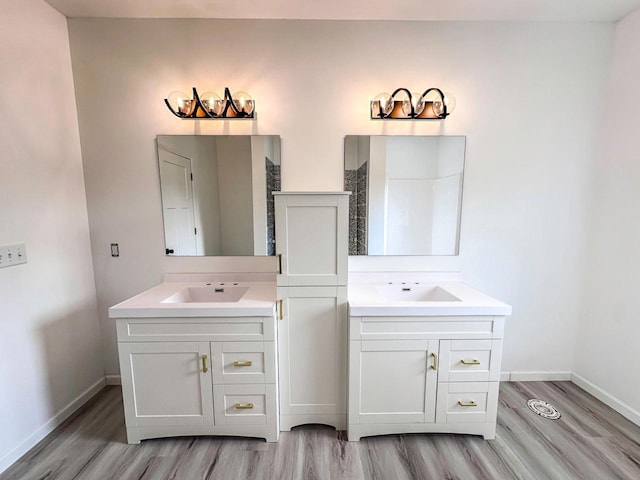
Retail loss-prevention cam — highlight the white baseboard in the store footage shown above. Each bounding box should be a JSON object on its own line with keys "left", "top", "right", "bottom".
{"left": 0, "top": 377, "right": 106, "bottom": 475}
{"left": 503, "top": 371, "right": 572, "bottom": 382}
{"left": 105, "top": 375, "right": 121, "bottom": 385}
{"left": 571, "top": 373, "right": 640, "bottom": 427}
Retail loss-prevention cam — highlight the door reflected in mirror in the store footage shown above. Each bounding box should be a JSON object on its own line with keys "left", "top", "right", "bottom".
{"left": 344, "top": 136, "right": 465, "bottom": 256}
{"left": 157, "top": 135, "right": 281, "bottom": 256}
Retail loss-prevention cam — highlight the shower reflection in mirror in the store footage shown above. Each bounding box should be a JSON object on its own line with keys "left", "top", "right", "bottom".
{"left": 344, "top": 136, "right": 465, "bottom": 256}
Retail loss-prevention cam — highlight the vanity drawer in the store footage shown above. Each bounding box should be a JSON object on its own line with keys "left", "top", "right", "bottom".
{"left": 436, "top": 382, "right": 499, "bottom": 424}
{"left": 116, "top": 317, "right": 275, "bottom": 342}
{"left": 211, "top": 342, "right": 276, "bottom": 384}
{"left": 213, "top": 384, "right": 277, "bottom": 426}
{"left": 439, "top": 339, "right": 502, "bottom": 382}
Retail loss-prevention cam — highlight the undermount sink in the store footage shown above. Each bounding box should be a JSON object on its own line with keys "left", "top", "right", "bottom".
{"left": 376, "top": 284, "right": 461, "bottom": 302}
{"left": 162, "top": 286, "right": 249, "bottom": 304}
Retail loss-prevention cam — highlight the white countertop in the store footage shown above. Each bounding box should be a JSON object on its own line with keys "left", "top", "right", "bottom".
{"left": 348, "top": 282, "right": 512, "bottom": 316}
{"left": 109, "top": 280, "right": 276, "bottom": 318}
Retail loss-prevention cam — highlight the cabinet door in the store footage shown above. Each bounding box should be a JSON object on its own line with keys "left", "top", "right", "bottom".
{"left": 119, "top": 342, "right": 213, "bottom": 427}
{"left": 349, "top": 339, "right": 439, "bottom": 424}
{"left": 278, "top": 286, "right": 348, "bottom": 416}
{"left": 275, "top": 193, "right": 349, "bottom": 286}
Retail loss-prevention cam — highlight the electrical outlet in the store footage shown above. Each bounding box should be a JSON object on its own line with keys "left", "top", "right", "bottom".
{"left": 0, "top": 243, "right": 28, "bottom": 268}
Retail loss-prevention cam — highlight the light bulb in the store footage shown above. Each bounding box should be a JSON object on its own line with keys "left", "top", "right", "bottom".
{"left": 232, "top": 91, "right": 254, "bottom": 115}
{"left": 372, "top": 92, "right": 393, "bottom": 117}
{"left": 199, "top": 91, "right": 224, "bottom": 116}
{"left": 167, "top": 90, "right": 194, "bottom": 116}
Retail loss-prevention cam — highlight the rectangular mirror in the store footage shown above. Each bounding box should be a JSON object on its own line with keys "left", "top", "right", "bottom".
{"left": 157, "top": 135, "right": 281, "bottom": 256}
{"left": 344, "top": 135, "right": 465, "bottom": 256}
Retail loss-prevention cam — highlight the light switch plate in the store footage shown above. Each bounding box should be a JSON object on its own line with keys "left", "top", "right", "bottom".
{"left": 0, "top": 243, "right": 27, "bottom": 268}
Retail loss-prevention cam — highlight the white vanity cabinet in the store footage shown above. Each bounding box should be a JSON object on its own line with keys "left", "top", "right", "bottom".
{"left": 116, "top": 316, "right": 279, "bottom": 444}
{"left": 274, "top": 192, "right": 350, "bottom": 430}
{"left": 348, "top": 314, "right": 505, "bottom": 441}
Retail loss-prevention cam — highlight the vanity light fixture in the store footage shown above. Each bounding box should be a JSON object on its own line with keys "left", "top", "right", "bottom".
{"left": 371, "top": 88, "right": 455, "bottom": 120}
{"left": 164, "top": 87, "right": 255, "bottom": 119}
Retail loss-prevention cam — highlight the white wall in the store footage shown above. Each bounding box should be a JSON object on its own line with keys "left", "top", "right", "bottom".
{"left": 574, "top": 8, "right": 640, "bottom": 418}
{"left": 68, "top": 19, "right": 612, "bottom": 376}
{"left": 0, "top": 0, "right": 104, "bottom": 473}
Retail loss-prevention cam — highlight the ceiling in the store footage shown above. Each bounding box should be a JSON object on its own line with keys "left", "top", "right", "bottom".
{"left": 45, "top": 0, "right": 640, "bottom": 22}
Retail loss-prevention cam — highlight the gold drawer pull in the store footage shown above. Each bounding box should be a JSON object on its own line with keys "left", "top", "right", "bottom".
{"left": 460, "top": 359, "right": 481, "bottom": 365}
{"left": 458, "top": 400, "right": 478, "bottom": 407}
{"left": 233, "top": 361, "right": 253, "bottom": 367}
{"left": 235, "top": 403, "right": 254, "bottom": 410}
{"left": 431, "top": 352, "right": 438, "bottom": 370}
{"left": 278, "top": 299, "right": 284, "bottom": 320}
{"left": 202, "top": 354, "right": 208, "bottom": 373}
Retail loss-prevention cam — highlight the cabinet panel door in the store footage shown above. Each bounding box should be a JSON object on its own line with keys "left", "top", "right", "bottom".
{"left": 349, "top": 339, "right": 438, "bottom": 424}
{"left": 275, "top": 194, "right": 349, "bottom": 286}
{"left": 278, "top": 286, "right": 347, "bottom": 416}
{"left": 119, "top": 342, "right": 213, "bottom": 427}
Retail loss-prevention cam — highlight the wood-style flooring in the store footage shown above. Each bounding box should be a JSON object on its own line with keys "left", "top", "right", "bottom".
{"left": 1, "top": 382, "right": 639, "bottom": 480}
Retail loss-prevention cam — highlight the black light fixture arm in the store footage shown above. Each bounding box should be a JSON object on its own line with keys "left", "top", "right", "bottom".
{"left": 390, "top": 87, "right": 415, "bottom": 117}
{"left": 418, "top": 87, "right": 448, "bottom": 118}
{"left": 221, "top": 87, "right": 243, "bottom": 117}
{"left": 192, "top": 87, "right": 208, "bottom": 116}
{"left": 164, "top": 98, "right": 183, "bottom": 118}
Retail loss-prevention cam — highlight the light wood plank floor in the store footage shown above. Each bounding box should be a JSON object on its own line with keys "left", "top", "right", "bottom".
{"left": 2, "top": 382, "right": 639, "bottom": 480}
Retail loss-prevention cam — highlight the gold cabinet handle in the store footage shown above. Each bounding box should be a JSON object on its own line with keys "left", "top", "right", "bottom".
{"left": 278, "top": 299, "right": 284, "bottom": 320}
{"left": 277, "top": 254, "right": 283, "bottom": 274}
{"left": 461, "top": 359, "right": 481, "bottom": 365}
{"left": 458, "top": 400, "right": 478, "bottom": 407}
{"left": 233, "top": 361, "right": 253, "bottom": 367}
{"left": 202, "top": 354, "right": 208, "bottom": 373}
{"left": 235, "top": 403, "right": 254, "bottom": 410}
{"left": 431, "top": 352, "right": 438, "bottom": 370}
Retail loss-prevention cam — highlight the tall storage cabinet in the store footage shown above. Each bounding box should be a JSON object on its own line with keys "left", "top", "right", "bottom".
{"left": 274, "top": 192, "right": 350, "bottom": 430}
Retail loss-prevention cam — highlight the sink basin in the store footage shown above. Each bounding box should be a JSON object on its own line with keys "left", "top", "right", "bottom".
{"left": 376, "top": 285, "right": 461, "bottom": 302}
{"left": 162, "top": 286, "right": 249, "bottom": 304}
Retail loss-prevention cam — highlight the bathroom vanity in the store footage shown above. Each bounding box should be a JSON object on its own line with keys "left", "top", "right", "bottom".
{"left": 110, "top": 139, "right": 513, "bottom": 445}
{"left": 346, "top": 279, "right": 511, "bottom": 441}
{"left": 109, "top": 275, "right": 279, "bottom": 444}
